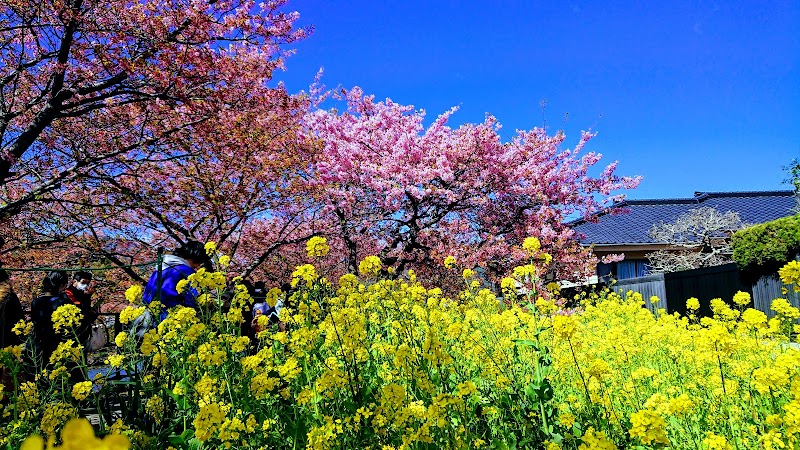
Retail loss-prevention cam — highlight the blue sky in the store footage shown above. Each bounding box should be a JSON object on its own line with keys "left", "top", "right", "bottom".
{"left": 277, "top": 0, "right": 799, "bottom": 200}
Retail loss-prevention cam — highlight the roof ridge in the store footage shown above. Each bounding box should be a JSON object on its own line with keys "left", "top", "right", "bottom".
{"left": 624, "top": 198, "right": 699, "bottom": 205}
{"left": 696, "top": 190, "right": 794, "bottom": 198}
{"left": 626, "top": 190, "right": 794, "bottom": 205}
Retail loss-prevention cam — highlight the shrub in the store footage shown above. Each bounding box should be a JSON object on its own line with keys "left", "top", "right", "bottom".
{"left": 731, "top": 215, "right": 800, "bottom": 272}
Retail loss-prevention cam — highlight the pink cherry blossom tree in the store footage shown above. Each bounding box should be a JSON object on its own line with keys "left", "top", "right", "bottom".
{"left": 0, "top": 0, "right": 318, "bottom": 281}
{"left": 0, "top": 0, "right": 308, "bottom": 221}
{"left": 300, "top": 89, "right": 641, "bottom": 284}
{"left": 0, "top": 90, "right": 320, "bottom": 282}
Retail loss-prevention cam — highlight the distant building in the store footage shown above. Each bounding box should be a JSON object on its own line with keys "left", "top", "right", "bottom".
{"left": 569, "top": 191, "right": 796, "bottom": 280}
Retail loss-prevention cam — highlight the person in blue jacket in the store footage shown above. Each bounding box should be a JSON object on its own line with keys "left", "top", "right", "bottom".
{"left": 142, "top": 241, "right": 209, "bottom": 320}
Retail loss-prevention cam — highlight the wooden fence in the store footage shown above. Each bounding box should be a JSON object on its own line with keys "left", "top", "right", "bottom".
{"left": 611, "top": 263, "right": 800, "bottom": 317}
{"left": 613, "top": 273, "right": 666, "bottom": 314}
{"left": 752, "top": 273, "right": 800, "bottom": 317}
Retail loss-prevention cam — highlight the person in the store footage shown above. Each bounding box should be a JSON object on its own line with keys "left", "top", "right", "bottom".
{"left": 142, "top": 241, "right": 208, "bottom": 320}
{"left": 251, "top": 282, "right": 289, "bottom": 333}
{"left": 64, "top": 271, "right": 98, "bottom": 351}
{"left": 1, "top": 265, "right": 25, "bottom": 392}
{"left": 0, "top": 268, "right": 24, "bottom": 350}
{"left": 0, "top": 238, "right": 25, "bottom": 392}
{"left": 0, "top": 237, "right": 24, "bottom": 350}
{"left": 235, "top": 280, "right": 257, "bottom": 342}
{"left": 30, "top": 271, "right": 71, "bottom": 371}
{"left": 251, "top": 302, "right": 270, "bottom": 334}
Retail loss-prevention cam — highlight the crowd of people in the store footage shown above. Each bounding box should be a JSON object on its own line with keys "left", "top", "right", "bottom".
{"left": 0, "top": 239, "right": 285, "bottom": 386}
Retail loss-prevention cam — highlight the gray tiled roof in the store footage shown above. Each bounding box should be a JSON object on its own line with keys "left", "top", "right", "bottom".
{"left": 570, "top": 191, "right": 797, "bottom": 245}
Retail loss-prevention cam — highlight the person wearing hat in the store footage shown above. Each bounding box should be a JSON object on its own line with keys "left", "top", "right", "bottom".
{"left": 142, "top": 240, "right": 210, "bottom": 321}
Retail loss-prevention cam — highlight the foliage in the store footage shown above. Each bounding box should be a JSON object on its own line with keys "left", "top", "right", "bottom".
{"left": 731, "top": 215, "right": 800, "bottom": 272}
{"left": 646, "top": 207, "right": 746, "bottom": 273}
{"left": 3, "top": 245, "right": 800, "bottom": 449}
{"left": 783, "top": 158, "right": 800, "bottom": 206}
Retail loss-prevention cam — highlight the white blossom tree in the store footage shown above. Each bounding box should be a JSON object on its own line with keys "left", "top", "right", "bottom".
{"left": 646, "top": 207, "right": 747, "bottom": 273}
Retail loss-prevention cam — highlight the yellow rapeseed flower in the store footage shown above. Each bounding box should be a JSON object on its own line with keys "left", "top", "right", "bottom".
{"left": 552, "top": 315, "right": 579, "bottom": 340}
{"left": 512, "top": 264, "right": 536, "bottom": 279}
{"left": 732, "top": 291, "right": 751, "bottom": 306}
{"left": 266, "top": 287, "right": 282, "bottom": 307}
{"left": 500, "top": 277, "right": 517, "bottom": 298}
{"left": 193, "top": 403, "right": 227, "bottom": 441}
{"left": 578, "top": 427, "right": 617, "bottom": 450}
{"left": 124, "top": 285, "right": 143, "bottom": 303}
{"left": 541, "top": 252, "right": 553, "bottom": 266}
{"left": 145, "top": 396, "right": 165, "bottom": 422}
{"left": 291, "top": 264, "right": 318, "bottom": 288}
{"left": 522, "top": 236, "right": 541, "bottom": 255}
{"left": 105, "top": 354, "right": 125, "bottom": 368}
{"left": 51, "top": 304, "right": 82, "bottom": 333}
{"left": 2, "top": 344, "right": 23, "bottom": 360}
{"left": 771, "top": 298, "right": 800, "bottom": 319}
{"left": 358, "top": 256, "right": 382, "bottom": 277}
{"left": 629, "top": 409, "right": 669, "bottom": 446}
{"left": 703, "top": 432, "right": 732, "bottom": 450}
{"left": 741, "top": 308, "right": 767, "bottom": 328}
{"left": 12, "top": 319, "right": 32, "bottom": 337}
{"left": 778, "top": 260, "right": 800, "bottom": 286}
{"left": 115, "top": 331, "right": 128, "bottom": 348}
{"left": 118, "top": 305, "right": 145, "bottom": 325}
{"left": 49, "top": 340, "right": 81, "bottom": 366}
{"left": 39, "top": 402, "right": 77, "bottom": 438}
{"left": 306, "top": 236, "right": 330, "bottom": 258}
{"left": 71, "top": 381, "right": 93, "bottom": 401}
{"left": 176, "top": 279, "right": 189, "bottom": 294}
{"left": 22, "top": 417, "right": 130, "bottom": 450}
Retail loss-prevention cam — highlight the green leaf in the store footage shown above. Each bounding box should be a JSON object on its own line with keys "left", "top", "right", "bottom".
{"left": 513, "top": 339, "right": 538, "bottom": 347}
{"left": 188, "top": 437, "right": 202, "bottom": 450}
{"left": 492, "top": 440, "right": 510, "bottom": 450}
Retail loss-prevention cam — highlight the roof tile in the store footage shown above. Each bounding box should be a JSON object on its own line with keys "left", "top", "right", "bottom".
{"left": 570, "top": 191, "right": 797, "bottom": 245}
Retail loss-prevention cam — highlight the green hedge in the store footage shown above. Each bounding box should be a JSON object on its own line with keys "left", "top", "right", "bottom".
{"left": 731, "top": 215, "right": 800, "bottom": 271}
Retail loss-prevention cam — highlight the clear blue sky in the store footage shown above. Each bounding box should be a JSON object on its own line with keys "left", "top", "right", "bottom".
{"left": 276, "top": 0, "right": 799, "bottom": 200}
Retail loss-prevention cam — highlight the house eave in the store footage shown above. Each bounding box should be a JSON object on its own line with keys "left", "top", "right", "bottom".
{"left": 581, "top": 243, "right": 673, "bottom": 253}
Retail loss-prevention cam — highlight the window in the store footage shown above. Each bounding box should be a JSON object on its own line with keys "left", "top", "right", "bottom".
{"left": 597, "top": 259, "right": 649, "bottom": 280}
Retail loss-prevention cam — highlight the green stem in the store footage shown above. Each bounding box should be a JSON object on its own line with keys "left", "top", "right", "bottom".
{"left": 568, "top": 339, "right": 600, "bottom": 429}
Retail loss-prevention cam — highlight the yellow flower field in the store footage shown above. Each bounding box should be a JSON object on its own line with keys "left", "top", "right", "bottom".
{"left": 1, "top": 249, "right": 798, "bottom": 449}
